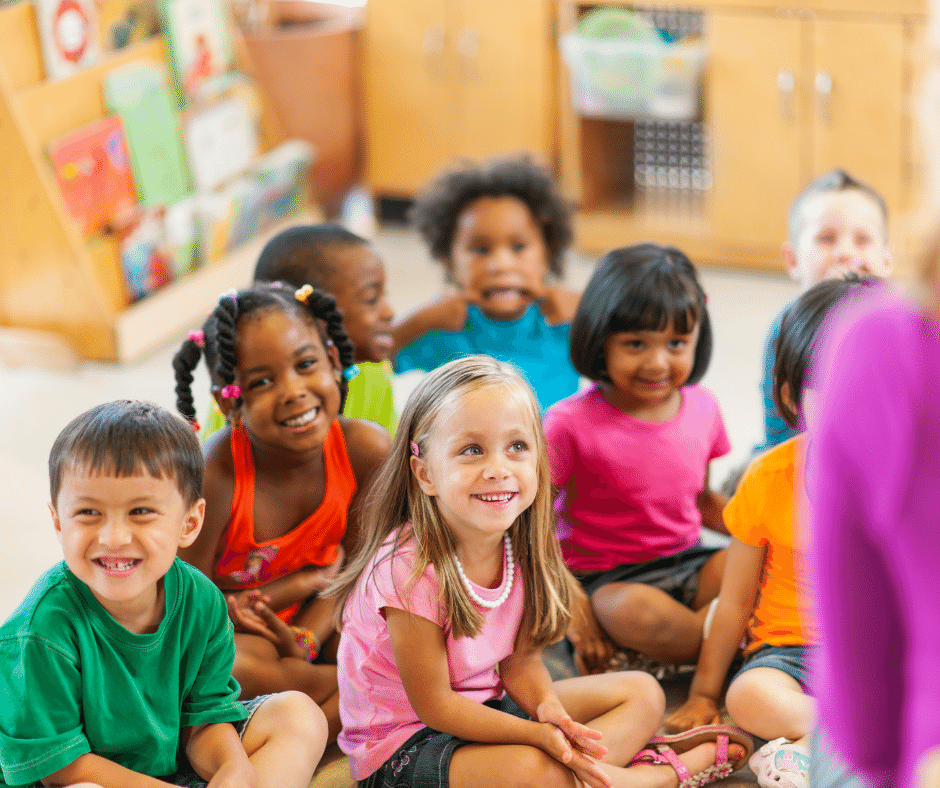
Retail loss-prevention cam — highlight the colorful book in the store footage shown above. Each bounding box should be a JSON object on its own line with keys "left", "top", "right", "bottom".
{"left": 181, "top": 89, "right": 258, "bottom": 192}
{"left": 34, "top": 0, "right": 100, "bottom": 79}
{"left": 113, "top": 205, "right": 174, "bottom": 300}
{"left": 98, "top": 0, "right": 160, "bottom": 51}
{"left": 48, "top": 115, "right": 137, "bottom": 236}
{"left": 160, "top": 0, "right": 234, "bottom": 103}
{"left": 103, "top": 62, "right": 192, "bottom": 205}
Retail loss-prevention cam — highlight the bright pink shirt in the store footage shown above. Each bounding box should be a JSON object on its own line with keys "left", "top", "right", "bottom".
{"left": 544, "top": 384, "right": 730, "bottom": 572}
{"left": 337, "top": 529, "right": 524, "bottom": 780}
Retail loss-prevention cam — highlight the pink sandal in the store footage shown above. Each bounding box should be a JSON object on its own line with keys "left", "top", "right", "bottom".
{"left": 628, "top": 726, "right": 754, "bottom": 787}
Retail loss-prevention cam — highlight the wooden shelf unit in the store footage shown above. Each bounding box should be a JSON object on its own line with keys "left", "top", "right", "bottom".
{"left": 558, "top": 0, "right": 929, "bottom": 271}
{"left": 0, "top": 1, "right": 306, "bottom": 362}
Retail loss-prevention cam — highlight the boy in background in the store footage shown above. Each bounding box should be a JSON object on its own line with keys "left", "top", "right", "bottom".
{"left": 0, "top": 400, "right": 326, "bottom": 788}
{"left": 755, "top": 169, "right": 892, "bottom": 454}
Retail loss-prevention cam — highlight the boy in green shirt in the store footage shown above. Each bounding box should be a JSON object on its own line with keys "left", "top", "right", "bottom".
{"left": 0, "top": 401, "right": 327, "bottom": 788}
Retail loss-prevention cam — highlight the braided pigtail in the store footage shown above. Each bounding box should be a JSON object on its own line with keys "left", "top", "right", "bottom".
{"left": 293, "top": 284, "right": 356, "bottom": 411}
{"left": 212, "top": 293, "right": 242, "bottom": 407}
{"left": 172, "top": 329, "right": 206, "bottom": 431}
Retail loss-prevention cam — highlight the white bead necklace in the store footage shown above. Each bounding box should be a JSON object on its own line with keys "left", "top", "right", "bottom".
{"left": 454, "top": 533, "right": 515, "bottom": 609}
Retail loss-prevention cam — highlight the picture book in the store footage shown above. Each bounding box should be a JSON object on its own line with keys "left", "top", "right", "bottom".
{"left": 98, "top": 0, "right": 160, "bottom": 51}
{"left": 181, "top": 89, "right": 258, "bottom": 192}
{"left": 160, "top": 0, "right": 234, "bottom": 103}
{"left": 103, "top": 62, "right": 192, "bottom": 205}
{"left": 34, "top": 0, "right": 100, "bottom": 79}
{"left": 48, "top": 115, "right": 137, "bottom": 236}
{"left": 113, "top": 206, "right": 174, "bottom": 300}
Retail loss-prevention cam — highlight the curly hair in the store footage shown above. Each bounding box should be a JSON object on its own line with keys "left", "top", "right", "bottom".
{"left": 172, "top": 282, "right": 355, "bottom": 431}
{"left": 410, "top": 154, "right": 573, "bottom": 280}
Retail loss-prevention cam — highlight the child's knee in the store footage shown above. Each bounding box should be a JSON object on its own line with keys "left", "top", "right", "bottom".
{"left": 622, "top": 671, "right": 667, "bottom": 718}
{"left": 254, "top": 691, "right": 328, "bottom": 743}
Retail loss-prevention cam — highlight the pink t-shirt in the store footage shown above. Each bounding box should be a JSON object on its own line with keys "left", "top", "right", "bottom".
{"left": 337, "top": 529, "right": 524, "bottom": 780}
{"left": 544, "top": 383, "right": 730, "bottom": 572}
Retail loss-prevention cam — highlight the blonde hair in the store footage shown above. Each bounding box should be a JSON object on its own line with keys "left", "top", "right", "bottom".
{"left": 327, "top": 355, "right": 572, "bottom": 644}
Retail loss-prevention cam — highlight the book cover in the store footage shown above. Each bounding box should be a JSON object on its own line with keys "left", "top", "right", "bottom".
{"left": 181, "top": 89, "right": 258, "bottom": 192}
{"left": 34, "top": 0, "right": 101, "bottom": 79}
{"left": 98, "top": 0, "right": 160, "bottom": 51}
{"left": 160, "top": 0, "right": 234, "bottom": 103}
{"left": 113, "top": 206, "right": 174, "bottom": 300}
{"left": 48, "top": 114, "right": 137, "bottom": 237}
{"left": 103, "top": 62, "right": 192, "bottom": 205}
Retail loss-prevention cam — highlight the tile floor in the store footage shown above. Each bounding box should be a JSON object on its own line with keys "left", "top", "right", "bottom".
{"left": 0, "top": 222, "right": 798, "bottom": 785}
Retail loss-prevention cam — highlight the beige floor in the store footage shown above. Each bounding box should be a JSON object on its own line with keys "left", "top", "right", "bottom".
{"left": 0, "top": 223, "right": 796, "bottom": 786}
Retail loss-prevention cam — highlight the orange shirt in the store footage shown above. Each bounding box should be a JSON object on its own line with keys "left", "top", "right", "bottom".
{"left": 213, "top": 420, "right": 357, "bottom": 622}
{"left": 723, "top": 435, "right": 815, "bottom": 653}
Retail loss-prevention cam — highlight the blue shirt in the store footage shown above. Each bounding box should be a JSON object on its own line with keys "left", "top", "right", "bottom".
{"left": 754, "top": 304, "right": 797, "bottom": 455}
{"left": 395, "top": 303, "right": 580, "bottom": 411}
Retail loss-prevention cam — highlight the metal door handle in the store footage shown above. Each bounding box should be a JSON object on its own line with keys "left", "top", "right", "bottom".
{"left": 815, "top": 71, "right": 833, "bottom": 122}
{"left": 777, "top": 70, "right": 795, "bottom": 122}
{"left": 422, "top": 26, "right": 445, "bottom": 78}
{"left": 457, "top": 28, "right": 479, "bottom": 80}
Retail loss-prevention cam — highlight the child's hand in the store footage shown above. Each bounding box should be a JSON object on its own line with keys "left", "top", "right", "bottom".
{"left": 664, "top": 694, "right": 722, "bottom": 734}
{"left": 206, "top": 757, "right": 260, "bottom": 788}
{"left": 537, "top": 286, "right": 580, "bottom": 326}
{"left": 568, "top": 592, "right": 617, "bottom": 675}
{"left": 226, "top": 594, "right": 307, "bottom": 659}
{"left": 536, "top": 700, "right": 607, "bottom": 760}
{"left": 533, "top": 718, "right": 612, "bottom": 788}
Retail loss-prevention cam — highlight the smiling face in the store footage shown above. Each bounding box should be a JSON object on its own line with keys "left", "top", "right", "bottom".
{"left": 785, "top": 189, "right": 892, "bottom": 287}
{"left": 226, "top": 308, "right": 343, "bottom": 456}
{"left": 601, "top": 319, "right": 700, "bottom": 421}
{"left": 410, "top": 385, "right": 538, "bottom": 547}
{"left": 51, "top": 470, "right": 203, "bottom": 633}
{"left": 326, "top": 245, "right": 395, "bottom": 363}
{"left": 449, "top": 196, "right": 549, "bottom": 321}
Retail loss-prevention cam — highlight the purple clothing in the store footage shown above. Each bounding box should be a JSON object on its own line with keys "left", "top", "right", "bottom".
{"left": 808, "top": 286, "right": 940, "bottom": 788}
{"left": 544, "top": 384, "right": 730, "bottom": 572}
{"left": 337, "top": 530, "right": 524, "bottom": 780}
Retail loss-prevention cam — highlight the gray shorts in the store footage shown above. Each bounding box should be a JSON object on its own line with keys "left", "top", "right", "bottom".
{"left": 574, "top": 542, "right": 720, "bottom": 607}
{"left": 732, "top": 645, "right": 809, "bottom": 690}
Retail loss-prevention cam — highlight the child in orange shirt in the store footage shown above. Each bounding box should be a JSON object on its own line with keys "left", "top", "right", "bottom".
{"left": 664, "top": 275, "right": 875, "bottom": 788}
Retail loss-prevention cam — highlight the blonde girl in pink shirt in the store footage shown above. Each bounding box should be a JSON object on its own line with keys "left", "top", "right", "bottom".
{"left": 328, "top": 356, "right": 752, "bottom": 788}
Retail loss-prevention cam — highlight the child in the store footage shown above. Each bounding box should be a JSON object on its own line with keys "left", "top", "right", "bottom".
{"left": 328, "top": 356, "right": 753, "bottom": 788}
{"left": 754, "top": 168, "right": 891, "bottom": 454}
{"left": 544, "top": 244, "right": 730, "bottom": 675}
{"left": 203, "top": 223, "right": 398, "bottom": 438}
{"left": 0, "top": 400, "right": 326, "bottom": 788}
{"left": 172, "top": 282, "right": 391, "bottom": 741}
{"left": 393, "top": 154, "right": 581, "bottom": 411}
{"left": 665, "top": 276, "right": 875, "bottom": 788}
{"left": 807, "top": 251, "right": 940, "bottom": 784}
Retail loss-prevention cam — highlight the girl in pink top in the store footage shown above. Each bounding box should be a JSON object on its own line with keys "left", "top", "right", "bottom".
{"left": 329, "top": 356, "right": 751, "bottom": 788}
{"left": 545, "top": 244, "right": 731, "bottom": 675}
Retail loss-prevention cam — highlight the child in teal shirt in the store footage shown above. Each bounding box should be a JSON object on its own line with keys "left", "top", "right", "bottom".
{"left": 0, "top": 401, "right": 326, "bottom": 788}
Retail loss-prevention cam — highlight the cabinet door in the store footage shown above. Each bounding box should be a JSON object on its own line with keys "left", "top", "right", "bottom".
{"left": 364, "top": 0, "right": 453, "bottom": 195}
{"left": 452, "top": 0, "right": 553, "bottom": 162}
{"left": 708, "top": 13, "right": 806, "bottom": 253}
{"left": 811, "top": 18, "right": 906, "bottom": 215}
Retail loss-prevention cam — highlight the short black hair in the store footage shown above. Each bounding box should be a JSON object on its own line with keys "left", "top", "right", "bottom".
{"left": 49, "top": 400, "right": 203, "bottom": 507}
{"left": 410, "top": 154, "right": 573, "bottom": 280}
{"left": 253, "top": 224, "right": 369, "bottom": 291}
{"left": 787, "top": 169, "right": 889, "bottom": 245}
{"left": 569, "top": 243, "right": 713, "bottom": 385}
{"left": 773, "top": 273, "right": 877, "bottom": 427}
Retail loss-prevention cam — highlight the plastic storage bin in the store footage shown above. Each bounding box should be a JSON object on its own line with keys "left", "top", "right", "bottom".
{"left": 560, "top": 33, "right": 706, "bottom": 121}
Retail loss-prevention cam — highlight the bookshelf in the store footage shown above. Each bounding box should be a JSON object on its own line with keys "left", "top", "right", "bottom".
{"left": 0, "top": 0, "right": 314, "bottom": 362}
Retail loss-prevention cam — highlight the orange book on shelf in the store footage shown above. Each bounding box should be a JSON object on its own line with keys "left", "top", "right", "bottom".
{"left": 48, "top": 114, "right": 138, "bottom": 237}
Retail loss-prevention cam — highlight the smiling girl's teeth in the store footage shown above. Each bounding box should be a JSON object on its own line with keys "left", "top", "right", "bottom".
{"left": 283, "top": 408, "right": 319, "bottom": 428}
{"left": 477, "top": 493, "right": 514, "bottom": 502}
{"left": 97, "top": 558, "right": 137, "bottom": 571}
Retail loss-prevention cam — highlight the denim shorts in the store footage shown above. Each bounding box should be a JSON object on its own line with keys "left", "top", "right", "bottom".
{"left": 358, "top": 696, "right": 529, "bottom": 788}
{"left": 573, "top": 542, "right": 720, "bottom": 608}
{"left": 732, "top": 645, "right": 809, "bottom": 690}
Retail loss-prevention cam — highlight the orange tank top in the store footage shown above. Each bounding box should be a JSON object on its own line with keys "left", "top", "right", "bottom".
{"left": 213, "top": 420, "right": 357, "bottom": 621}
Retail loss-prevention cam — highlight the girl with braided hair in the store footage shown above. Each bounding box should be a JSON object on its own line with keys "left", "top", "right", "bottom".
{"left": 172, "top": 281, "right": 391, "bottom": 742}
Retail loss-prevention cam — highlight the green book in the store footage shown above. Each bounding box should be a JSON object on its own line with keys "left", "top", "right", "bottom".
{"left": 103, "top": 62, "right": 192, "bottom": 205}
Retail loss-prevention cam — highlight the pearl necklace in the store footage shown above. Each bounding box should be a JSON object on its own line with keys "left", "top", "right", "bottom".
{"left": 454, "top": 534, "right": 515, "bottom": 609}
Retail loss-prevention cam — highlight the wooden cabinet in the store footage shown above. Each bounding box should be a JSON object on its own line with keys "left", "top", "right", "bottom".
{"left": 0, "top": 1, "right": 316, "bottom": 362}
{"left": 364, "top": 0, "right": 555, "bottom": 198}
{"left": 558, "top": 0, "right": 927, "bottom": 271}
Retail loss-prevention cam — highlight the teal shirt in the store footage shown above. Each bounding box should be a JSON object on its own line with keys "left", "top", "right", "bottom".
{"left": 754, "top": 305, "right": 797, "bottom": 455}
{"left": 395, "top": 303, "right": 580, "bottom": 411}
{"left": 0, "top": 559, "right": 247, "bottom": 787}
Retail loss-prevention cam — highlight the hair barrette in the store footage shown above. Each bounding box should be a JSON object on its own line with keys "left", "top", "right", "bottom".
{"left": 220, "top": 384, "right": 241, "bottom": 400}
{"left": 189, "top": 419, "right": 201, "bottom": 433}
{"left": 410, "top": 440, "right": 420, "bottom": 457}
{"left": 187, "top": 329, "right": 205, "bottom": 348}
{"left": 295, "top": 284, "right": 314, "bottom": 304}
{"left": 270, "top": 281, "right": 286, "bottom": 289}
{"left": 219, "top": 288, "right": 238, "bottom": 302}
{"left": 342, "top": 364, "right": 361, "bottom": 381}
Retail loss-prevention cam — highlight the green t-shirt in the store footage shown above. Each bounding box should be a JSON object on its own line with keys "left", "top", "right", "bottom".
{"left": 201, "top": 359, "right": 398, "bottom": 441}
{"left": 0, "top": 559, "right": 247, "bottom": 787}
